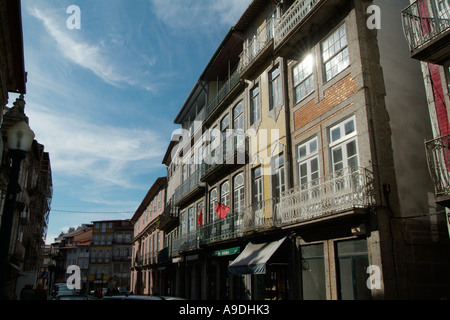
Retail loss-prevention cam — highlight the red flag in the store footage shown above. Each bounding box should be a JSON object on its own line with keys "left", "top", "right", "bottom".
{"left": 197, "top": 208, "right": 203, "bottom": 226}
{"left": 215, "top": 202, "right": 230, "bottom": 219}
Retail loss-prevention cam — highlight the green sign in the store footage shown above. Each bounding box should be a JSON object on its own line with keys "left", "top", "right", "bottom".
{"left": 211, "top": 247, "right": 241, "bottom": 257}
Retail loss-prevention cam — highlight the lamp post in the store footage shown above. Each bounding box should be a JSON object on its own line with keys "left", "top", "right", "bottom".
{"left": 0, "top": 120, "right": 35, "bottom": 300}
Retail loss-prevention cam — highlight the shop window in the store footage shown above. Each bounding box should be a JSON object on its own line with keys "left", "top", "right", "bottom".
{"left": 301, "top": 243, "right": 326, "bottom": 300}
{"left": 336, "top": 239, "right": 372, "bottom": 300}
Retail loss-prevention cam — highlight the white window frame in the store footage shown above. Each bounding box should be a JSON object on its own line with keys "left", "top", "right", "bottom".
{"left": 220, "top": 181, "right": 230, "bottom": 208}
{"left": 272, "top": 153, "right": 286, "bottom": 199}
{"left": 252, "top": 166, "right": 263, "bottom": 204}
{"left": 233, "top": 173, "right": 245, "bottom": 214}
{"left": 322, "top": 24, "right": 350, "bottom": 81}
{"left": 298, "top": 137, "right": 320, "bottom": 192}
{"left": 329, "top": 116, "right": 359, "bottom": 173}
{"left": 187, "top": 206, "right": 195, "bottom": 233}
{"left": 293, "top": 54, "right": 315, "bottom": 103}
{"left": 269, "top": 65, "right": 282, "bottom": 110}
{"left": 250, "top": 85, "right": 261, "bottom": 125}
{"left": 209, "top": 188, "right": 218, "bottom": 223}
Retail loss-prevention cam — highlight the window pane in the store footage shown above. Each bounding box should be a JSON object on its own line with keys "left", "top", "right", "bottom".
{"left": 301, "top": 244, "right": 326, "bottom": 300}
{"left": 299, "top": 145, "right": 307, "bottom": 159}
{"left": 331, "top": 128, "right": 341, "bottom": 142}
{"left": 346, "top": 140, "right": 357, "bottom": 158}
{"left": 344, "top": 120, "right": 355, "bottom": 135}
{"left": 311, "top": 158, "right": 319, "bottom": 173}
{"left": 310, "top": 139, "right": 317, "bottom": 153}
{"left": 333, "top": 147, "right": 343, "bottom": 163}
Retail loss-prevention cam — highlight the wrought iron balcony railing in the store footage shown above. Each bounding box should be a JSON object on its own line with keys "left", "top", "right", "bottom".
{"left": 242, "top": 198, "right": 280, "bottom": 233}
{"left": 171, "top": 231, "right": 200, "bottom": 255}
{"left": 200, "top": 211, "right": 243, "bottom": 244}
{"left": 205, "top": 70, "right": 241, "bottom": 121}
{"left": 274, "top": 0, "right": 321, "bottom": 47}
{"left": 425, "top": 134, "right": 450, "bottom": 198}
{"left": 402, "top": 0, "right": 450, "bottom": 53}
{"left": 201, "top": 132, "right": 247, "bottom": 180}
{"left": 238, "top": 16, "right": 276, "bottom": 73}
{"left": 278, "top": 167, "right": 375, "bottom": 226}
{"left": 173, "top": 167, "right": 205, "bottom": 206}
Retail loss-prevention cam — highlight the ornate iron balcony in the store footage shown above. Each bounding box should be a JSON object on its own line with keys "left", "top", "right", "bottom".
{"left": 200, "top": 211, "right": 243, "bottom": 244}
{"left": 425, "top": 134, "right": 450, "bottom": 199}
{"left": 274, "top": 0, "right": 321, "bottom": 48}
{"left": 402, "top": 0, "right": 450, "bottom": 62}
{"left": 242, "top": 198, "right": 280, "bottom": 233}
{"left": 238, "top": 16, "right": 276, "bottom": 74}
{"left": 278, "top": 167, "right": 375, "bottom": 226}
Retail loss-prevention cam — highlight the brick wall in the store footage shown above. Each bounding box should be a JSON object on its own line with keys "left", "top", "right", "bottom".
{"left": 294, "top": 74, "right": 357, "bottom": 130}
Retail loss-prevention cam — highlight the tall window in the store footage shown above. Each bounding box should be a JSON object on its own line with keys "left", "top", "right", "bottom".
{"left": 182, "top": 164, "right": 188, "bottom": 182}
{"left": 329, "top": 117, "right": 358, "bottom": 173}
{"left": 157, "top": 191, "right": 162, "bottom": 211}
{"left": 272, "top": 153, "right": 285, "bottom": 199}
{"left": 220, "top": 181, "right": 230, "bottom": 208}
{"left": 298, "top": 137, "right": 320, "bottom": 189}
{"left": 322, "top": 24, "right": 350, "bottom": 81}
{"left": 180, "top": 210, "right": 186, "bottom": 236}
{"left": 188, "top": 206, "right": 194, "bottom": 233}
{"left": 233, "top": 173, "right": 245, "bottom": 214}
{"left": 293, "top": 54, "right": 314, "bottom": 103}
{"left": 209, "top": 188, "right": 217, "bottom": 223}
{"left": 189, "top": 153, "right": 195, "bottom": 176}
{"left": 233, "top": 102, "right": 244, "bottom": 150}
{"left": 252, "top": 166, "right": 263, "bottom": 204}
{"left": 221, "top": 114, "right": 230, "bottom": 157}
{"left": 210, "top": 126, "right": 219, "bottom": 160}
{"left": 250, "top": 85, "right": 261, "bottom": 125}
{"left": 269, "top": 65, "right": 282, "bottom": 110}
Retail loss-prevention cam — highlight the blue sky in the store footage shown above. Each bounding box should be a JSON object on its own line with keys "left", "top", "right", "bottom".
{"left": 10, "top": 0, "right": 252, "bottom": 243}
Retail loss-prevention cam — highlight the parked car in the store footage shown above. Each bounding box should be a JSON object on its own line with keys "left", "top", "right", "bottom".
{"left": 102, "top": 295, "right": 185, "bottom": 300}
{"left": 50, "top": 283, "right": 76, "bottom": 300}
{"left": 56, "top": 295, "right": 89, "bottom": 300}
{"left": 102, "top": 295, "right": 163, "bottom": 300}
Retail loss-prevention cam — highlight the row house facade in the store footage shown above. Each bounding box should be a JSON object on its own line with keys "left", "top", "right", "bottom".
{"left": 130, "top": 177, "right": 166, "bottom": 295}
{"left": 54, "top": 225, "right": 92, "bottom": 294}
{"left": 1, "top": 96, "right": 53, "bottom": 300}
{"left": 50, "top": 225, "right": 92, "bottom": 286}
{"left": 402, "top": 1, "right": 450, "bottom": 214}
{"left": 0, "top": 0, "right": 53, "bottom": 300}
{"left": 88, "top": 219, "right": 132, "bottom": 293}
{"left": 148, "top": 0, "right": 450, "bottom": 300}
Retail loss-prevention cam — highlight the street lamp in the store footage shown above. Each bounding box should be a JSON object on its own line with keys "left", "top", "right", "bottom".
{"left": 0, "top": 120, "right": 35, "bottom": 300}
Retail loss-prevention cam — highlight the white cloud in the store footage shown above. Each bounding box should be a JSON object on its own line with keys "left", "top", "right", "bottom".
{"left": 28, "top": 6, "right": 158, "bottom": 92}
{"left": 27, "top": 105, "right": 166, "bottom": 190}
{"left": 149, "top": 0, "right": 252, "bottom": 31}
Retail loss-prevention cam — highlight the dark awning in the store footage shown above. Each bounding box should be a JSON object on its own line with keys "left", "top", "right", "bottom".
{"left": 228, "top": 237, "right": 286, "bottom": 275}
